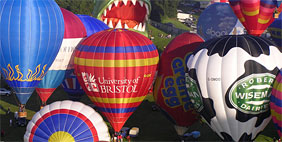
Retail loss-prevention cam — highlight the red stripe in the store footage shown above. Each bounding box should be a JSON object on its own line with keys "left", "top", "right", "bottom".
{"left": 92, "top": 102, "right": 141, "bottom": 109}
{"left": 29, "top": 109, "right": 98, "bottom": 142}
{"left": 270, "top": 102, "right": 282, "bottom": 114}
{"left": 102, "top": 112, "right": 133, "bottom": 132}
{"left": 81, "top": 29, "right": 153, "bottom": 47}
{"left": 272, "top": 88, "right": 282, "bottom": 100}
{"left": 76, "top": 50, "right": 158, "bottom": 60}
{"left": 271, "top": 115, "right": 282, "bottom": 128}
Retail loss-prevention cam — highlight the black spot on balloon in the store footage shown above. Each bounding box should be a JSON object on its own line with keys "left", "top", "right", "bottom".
{"left": 193, "top": 34, "right": 278, "bottom": 57}
{"left": 187, "top": 69, "right": 216, "bottom": 125}
{"left": 239, "top": 133, "right": 253, "bottom": 142}
{"left": 220, "top": 132, "right": 234, "bottom": 141}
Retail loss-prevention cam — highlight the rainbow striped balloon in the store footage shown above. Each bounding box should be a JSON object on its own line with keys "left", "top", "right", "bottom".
{"left": 271, "top": 70, "right": 282, "bottom": 139}
{"left": 229, "top": 0, "right": 277, "bottom": 36}
{"left": 74, "top": 29, "right": 159, "bottom": 132}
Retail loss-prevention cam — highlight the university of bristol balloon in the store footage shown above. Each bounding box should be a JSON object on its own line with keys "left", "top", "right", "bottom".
{"left": 74, "top": 29, "right": 159, "bottom": 134}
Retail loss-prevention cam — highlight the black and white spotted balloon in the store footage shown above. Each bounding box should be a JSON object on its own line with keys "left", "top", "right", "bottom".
{"left": 186, "top": 34, "right": 282, "bottom": 141}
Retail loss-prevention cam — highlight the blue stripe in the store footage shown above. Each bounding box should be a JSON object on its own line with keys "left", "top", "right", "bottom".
{"left": 76, "top": 44, "right": 156, "bottom": 53}
{"left": 270, "top": 95, "right": 282, "bottom": 107}
{"left": 34, "top": 114, "right": 93, "bottom": 141}
{"left": 97, "top": 107, "right": 138, "bottom": 113}
{"left": 273, "top": 123, "right": 282, "bottom": 133}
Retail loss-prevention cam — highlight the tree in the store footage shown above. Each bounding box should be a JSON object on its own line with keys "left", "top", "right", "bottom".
{"left": 150, "top": 0, "right": 180, "bottom": 22}
{"left": 55, "top": 0, "right": 94, "bottom": 15}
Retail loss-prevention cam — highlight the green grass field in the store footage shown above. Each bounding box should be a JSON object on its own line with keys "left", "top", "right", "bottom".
{"left": 0, "top": 84, "right": 279, "bottom": 141}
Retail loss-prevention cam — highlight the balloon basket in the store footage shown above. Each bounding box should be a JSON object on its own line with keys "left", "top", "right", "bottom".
{"left": 18, "top": 112, "right": 27, "bottom": 118}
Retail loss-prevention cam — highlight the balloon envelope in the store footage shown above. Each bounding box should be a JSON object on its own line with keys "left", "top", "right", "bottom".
{"left": 229, "top": 0, "right": 278, "bottom": 36}
{"left": 74, "top": 29, "right": 159, "bottom": 132}
{"left": 270, "top": 70, "right": 282, "bottom": 139}
{"left": 197, "top": 3, "right": 245, "bottom": 41}
{"left": 61, "top": 70, "right": 85, "bottom": 101}
{"left": 153, "top": 33, "right": 203, "bottom": 135}
{"left": 186, "top": 35, "right": 282, "bottom": 141}
{"left": 0, "top": 0, "right": 64, "bottom": 104}
{"left": 268, "top": 14, "right": 282, "bottom": 47}
{"left": 36, "top": 8, "right": 86, "bottom": 104}
{"left": 76, "top": 14, "right": 109, "bottom": 37}
{"left": 24, "top": 100, "right": 110, "bottom": 142}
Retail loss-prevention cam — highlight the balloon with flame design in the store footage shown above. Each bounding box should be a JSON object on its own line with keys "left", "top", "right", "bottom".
{"left": 36, "top": 8, "right": 86, "bottom": 106}
{"left": 0, "top": 0, "right": 64, "bottom": 114}
{"left": 74, "top": 29, "right": 159, "bottom": 134}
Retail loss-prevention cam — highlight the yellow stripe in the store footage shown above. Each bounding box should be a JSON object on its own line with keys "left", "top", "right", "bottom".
{"left": 74, "top": 56, "right": 159, "bottom": 67}
{"left": 239, "top": 17, "right": 245, "bottom": 22}
{"left": 242, "top": 9, "right": 259, "bottom": 16}
{"left": 271, "top": 109, "right": 282, "bottom": 121}
{"left": 89, "top": 96, "right": 146, "bottom": 104}
{"left": 258, "top": 18, "right": 270, "bottom": 24}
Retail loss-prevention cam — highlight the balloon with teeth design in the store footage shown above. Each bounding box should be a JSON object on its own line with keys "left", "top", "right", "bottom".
{"left": 92, "top": 0, "right": 151, "bottom": 36}
{"left": 186, "top": 34, "right": 282, "bottom": 141}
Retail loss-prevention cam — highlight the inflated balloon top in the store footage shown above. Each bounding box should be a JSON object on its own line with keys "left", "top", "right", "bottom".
{"left": 74, "top": 29, "right": 159, "bottom": 133}
{"left": 24, "top": 100, "right": 110, "bottom": 142}
{"left": 186, "top": 34, "right": 281, "bottom": 141}
{"left": 76, "top": 14, "right": 109, "bottom": 37}
{"left": 60, "top": 8, "right": 87, "bottom": 38}
{"left": 36, "top": 7, "right": 86, "bottom": 106}
{"left": 0, "top": 0, "right": 64, "bottom": 105}
{"left": 229, "top": 0, "right": 279, "bottom": 36}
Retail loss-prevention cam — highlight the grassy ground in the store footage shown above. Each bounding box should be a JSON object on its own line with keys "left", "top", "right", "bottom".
{"left": 0, "top": 84, "right": 279, "bottom": 141}
{"left": 161, "top": 17, "right": 191, "bottom": 31}
{"left": 147, "top": 24, "right": 174, "bottom": 53}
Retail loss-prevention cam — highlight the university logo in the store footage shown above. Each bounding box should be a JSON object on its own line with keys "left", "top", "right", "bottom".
{"left": 229, "top": 73, "right": 275, "bottom": 114}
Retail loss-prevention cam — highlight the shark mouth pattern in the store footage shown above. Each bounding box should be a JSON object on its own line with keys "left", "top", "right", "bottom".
{"left": 100, "top": 0, "right": 149, "bottom": 32}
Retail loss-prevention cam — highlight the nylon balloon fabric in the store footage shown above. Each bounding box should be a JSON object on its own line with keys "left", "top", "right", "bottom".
{"left": 186, "top": 35, "right": 282, "bottom": 141}
{"left": 0, "top": 0, "right": 64, "bottom": 105}
{"left": 36, "top": 8, "right": 86, "bottom": 105}
{"left": 229, "top": 0, "right": 278, "bottom": 36}
{"left": 76, "top": 14, "right": 109, "bottom": 37}
{"left": 268, "top": 14, "right": 282, "bottom": 47}
{"left": 270, "top": 70, "right": 282, "bottom": 139}
{"left": 24, "top": 100, "right": 110, "bottom": 142}
{"left": 74, "top": 29, "right": 159, "bottom": 132}
{"left": 61, "top": 70, "right": 85, "bottom": 101}
{"left": 153, "top": 32, "right": 203, "bottom": 135}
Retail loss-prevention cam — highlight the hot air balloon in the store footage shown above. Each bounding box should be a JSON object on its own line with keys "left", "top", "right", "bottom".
{"left": 197, "top": 2, "right": 245, "bottom": 41}
{"left": 0, "top": 0, "right": 64, "bottom": 117}
{"left": 76, "top": 14, "right": 109, "bottom": 37}
{"left": 153, "top": 33, "right": 203, "bottom": 137}
{"left": 268, "top": 14, "right": 282, "bottom": 47}
{"left": 24, "top": 100, "right": 110, "bottom": 142}
{"left": 186, "top": 34, "right": 282, "bottom": 141}
{"left": 74, "top": 29, "right": 159, "bottom": 138}
{"left": 61, "top": 71, "right": 85, "bottom": 101}
{"left": 229, "top": 0, "right": 279, "bottom": 36}
{"left": 270, "top": 70, "right": 282, "bottom": 139}
{"left": 36, "top": 8, "right": 86, "bottom": 106}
